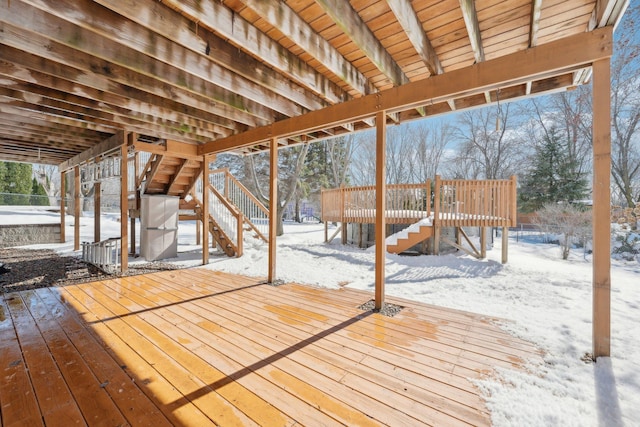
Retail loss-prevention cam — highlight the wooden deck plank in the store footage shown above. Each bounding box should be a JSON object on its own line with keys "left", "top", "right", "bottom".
{"left": 130, "top": 271, "right": 489, "bottom": 426}
{"left": 62, "top": 282, "right": 259, "bottom": 427}
{"left": 55, "top": 285, "right": 219, "bottom": 426}
{"left": 83, "top": 279, "right": 296, "bottom": 427}
{"left": 2, "top": 268, "right": 542, "bottom": 427}
{"left": 33, "top": 288, "right": 173, "bottom": 427}
{"left": 0, "top": 296, "right": 44, "bottom": 427}
{"left": 5, "top": 292, "right": 86, "bottom": 427}
{"left": 12, "top": 291, "right": 128, "bottom": 427}
{"left": 99, "top": 277, "right": 417, "bottom": 426}
{"left": 178, "top": 269, "right": 532, "bottom": 369}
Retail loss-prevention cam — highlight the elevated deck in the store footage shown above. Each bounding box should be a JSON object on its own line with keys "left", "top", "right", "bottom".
{"left": 321, "top": 176, "right": 517, "bottom": 259}
{"left": 0, "top": 269, "right": 540, "bottom": 426}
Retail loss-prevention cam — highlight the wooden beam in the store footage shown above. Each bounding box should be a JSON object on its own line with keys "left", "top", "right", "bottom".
{"left": 59, "top": 133, "right": 123, "bottom": 171}
{"left": 592, "top": 58, "right": 611, "bottom": 359}
{"left": 268, "top": 138, "right": 278, "bottom": 284}
{"left": 0, "top": 22, "right": 271, "bottom": 130}
{"left": 374, "top": 110, "right": 386, "bottom": 310}
{"left": 459, "top": 0, "right": 485, "bottom": 63}
{"left": 59, "top": 170, "right": 65, "bottom": 243}
{"left": 161, "top": 0, "right": 356, "bottom": 99}
{"left": 3, "top": 0, "right": 302, "bottom": 118}
{"left": 73, "top": 165, "right": 80, "bottom": 251}
{"left": 133, "top": 141, "right": 200, "bottom": 161}
{"left": 94, "top": 181, "right": 101, "bottom": 243}
{"left": 0, "top": 49, "right": 257, "bottom": 131}
{"left": 0, "top": 86, "right": 224, "bottom": 142}
{"left": 315, "top": 0, "right": 409, "bottom": 87}
{"left": 202, "top": 156, "right": 209, "bottom": 266}
{"left": 200, "top": 27, "right": 613, "bottom": 155}
{"left": 144, "top": 155, "right": 165, "bottom": 186}
{"left": 165, "top": 159, "right": 189, "bottom": 195}
{"left": 120, "top": 135, "right": 129, "bottom": 272}
{"left": 94, "top": 0, "right": 336, "bottom": 108}
{"left": 240, "top": 0, "right": 370, "bottom": 96}
{"left": 529, "top": 0, "right": 543, "bottom": 47}
{"left": 386, "top": 0, "right": 443, "bottom": 75}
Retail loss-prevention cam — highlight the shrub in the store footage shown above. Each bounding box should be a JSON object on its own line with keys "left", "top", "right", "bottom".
{"left": 534, "top": 203, "right": 592, "bottom": 260}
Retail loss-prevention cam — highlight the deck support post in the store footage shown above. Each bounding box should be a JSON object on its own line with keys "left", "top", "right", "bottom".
{"left": 501, "top": 227, "right": 508, "bottom": 264}
{"left": 592, "top": 58, "right": 612, "bottom": 359}
{"left": 324, "top": 221, "right": 328, "bottom": 243}
{"left": 120, "top": 134, "right": 129, "bottom": 272}
{"left": 480, "top": 227, "right": 487, "bottom": 259}
{"left": 374, "top": 110, "right": 387, "bottom": 310}
{"left": 94, "top": 181, "right": 101, "bottom": 243}
{"left": 268, "top": 138, "right": 278, "bottom": 284}
{"left": 202, "top": 155, "right": 209, "bottom": 265}
{"left": 60, "top": 170, "right": 66, "bottom": 243}
{"left": 433, "top": 175, "right": 441, "bottom": 255}
{"left": 196, "top": 219, "right": 201, "bottom": 245}
{"left": 118, "top": 131, "right": 129, "bottom": 272}
{"left": 74, "top": 165, "right": 80, "bottom": 251}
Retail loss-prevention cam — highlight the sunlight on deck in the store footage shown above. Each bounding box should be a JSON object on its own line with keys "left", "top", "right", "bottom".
{"left": 0, "top": 269, "right": 542, "bottom": 426}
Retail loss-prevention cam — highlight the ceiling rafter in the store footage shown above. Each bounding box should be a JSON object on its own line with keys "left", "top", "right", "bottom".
{"left": 386, "top": 0, "right": 443, "bottom": 76}
{"left": 0, "top": 56, "right": 251, "bottom": 135}
{"left": 314, "top": 0, "right": 409, "bottom": 88}
{"left": 529, "top": 0, "right": 543, "bottom": 47}
{"left": 89, "top": 0, "right": 331, "bottom": 112}
{"left": 240, "top": 0, "right": 373, "bottom": 97}
{"left": 160, "top": 0, "right": 354, "bottom": 101}
{"left": 7, "top": 1, "right": 303, "bottom": 120}
{"left": 459, "top": 0, "right": 485, "bottom": 64}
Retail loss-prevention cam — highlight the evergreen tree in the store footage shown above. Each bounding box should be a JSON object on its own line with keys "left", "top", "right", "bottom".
{"left": 519, "top": 127, "right": 589, "bottom": 212}
{"left": 31, "top": 177, "right": 49, "bottom": 206}
{"left": 0, "top": 162, "right": 33, "bottom": 205}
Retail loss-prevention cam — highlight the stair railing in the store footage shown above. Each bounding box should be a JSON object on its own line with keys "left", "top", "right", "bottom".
{"left": 209, "top": 168, "right": 269, "bottom": 242}
{"left": 208, "top": 183, "right": 243, "bottom": 256}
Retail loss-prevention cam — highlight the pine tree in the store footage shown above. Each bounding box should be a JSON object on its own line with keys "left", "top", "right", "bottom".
{"left": 31, "top": 177, "right": 49, "bottom": 206}
{"left": 1, "top": 162, "right": 33, "bottom": 205}
{"left": 519, "top": 127, "right": 589, "bottom": 213}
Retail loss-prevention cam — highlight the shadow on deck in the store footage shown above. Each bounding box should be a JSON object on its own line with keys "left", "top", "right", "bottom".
{"left": 0, "top": 269, "right": 541, "bottom": 426}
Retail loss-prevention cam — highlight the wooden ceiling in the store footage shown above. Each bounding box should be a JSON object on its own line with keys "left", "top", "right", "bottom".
{"left": 0, "top": 0, "right": 629, "bottom": 166}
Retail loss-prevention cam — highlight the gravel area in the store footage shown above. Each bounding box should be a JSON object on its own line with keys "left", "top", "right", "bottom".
{"left": 357, "top": 299, "right": 404, "bottom": 317}
{"left": 0, "top": 248, "right": 183, "bottom": 294}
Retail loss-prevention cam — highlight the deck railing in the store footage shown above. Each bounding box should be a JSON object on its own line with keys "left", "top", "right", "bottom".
{"left": 321, "top": 176, "right": 516, "bottom": 227}
{"left": 82, "top": 237, "right": 121, "bottom": 274}
{"left": 322, "top": 182, "right": 431, "bottom": 224}
{"left": 210, "top": 168, "right": 269, "bottom": 242}
{"left": 434, "top": 176, "right": 517, "bottom": 227}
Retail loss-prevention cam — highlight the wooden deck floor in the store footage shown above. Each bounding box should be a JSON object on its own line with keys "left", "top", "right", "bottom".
{"left": 0, "top": 269, "right": 541, "bottom": 426}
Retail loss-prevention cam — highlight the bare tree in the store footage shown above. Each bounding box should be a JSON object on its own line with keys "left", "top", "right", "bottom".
{"left": 534, "top": 203, "right": 592, "bottom": 260}
{"left": 34, "top": 164, "right": 60, "bottom": 206}
{"left": 610, "top": 5, "right": 640, "bottom": 207}
{"left": 248, "top": 144, "right": 310, "bottom": 236}
{"left": 409, "top": 120, "right": 453, "bottom": 182}
{"left": 326, "top": 134, "right": 358, "bottom": 187}
{"left": 453, "top": 104, "right": 524, "bottom": 179}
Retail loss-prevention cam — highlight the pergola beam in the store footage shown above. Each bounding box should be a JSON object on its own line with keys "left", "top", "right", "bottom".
{"left": 241, "top": 0, "right": 371, "bottom": 97}
{"left": 199, "top": 27, "right": 613, "bottom": 155}
{"left": 459, "top": 0, "right": 485, "bottom": 63}
{"left": 161, "top": 0, "right": 353, "bottom": 101}
{"left": 529, "top": 0, "right": 543, "bottom": 47}
{"left": 386, "top": 0, "right": 443, "bottom": 76}
{"left": 315, "top": 0, "right": 409, "bottom": 87}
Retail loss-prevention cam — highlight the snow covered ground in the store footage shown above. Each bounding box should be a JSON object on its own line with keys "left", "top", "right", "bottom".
{"left": 2, "top": 207, "right": 639, "bottom": 426}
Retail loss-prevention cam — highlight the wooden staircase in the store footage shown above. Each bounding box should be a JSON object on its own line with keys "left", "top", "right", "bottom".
{"left": 386, "top": 222, "right": 434, "bottom": 254}
{"left": 131, "top": 140, "right": 266, "bottom": 258}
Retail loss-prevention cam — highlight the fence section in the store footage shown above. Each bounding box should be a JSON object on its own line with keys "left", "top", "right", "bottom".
{"left": 321, "top": 176, "right": 516, "bottom": 228}
{"left": 434, "top": 176, "right": 517, "bottom": 227}
{"left": 322, "top": 182, "right": 431, "bottom": 224}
